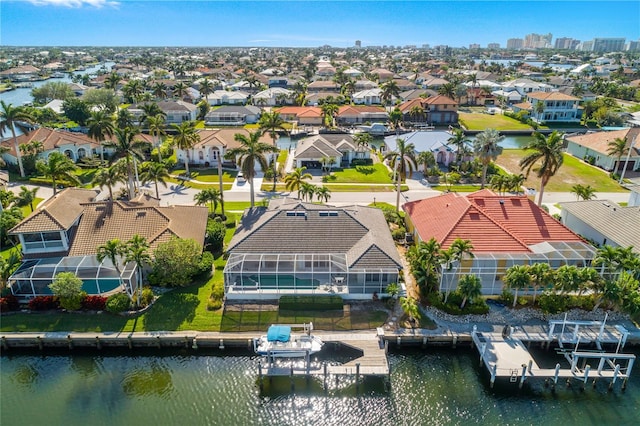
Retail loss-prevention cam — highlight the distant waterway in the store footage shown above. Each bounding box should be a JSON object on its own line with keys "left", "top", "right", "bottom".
{"left": 0, "top": 62, "right": 114, "bottom": 107}
{"left": 2, "top": 347, "right": 639, "bottom": 425}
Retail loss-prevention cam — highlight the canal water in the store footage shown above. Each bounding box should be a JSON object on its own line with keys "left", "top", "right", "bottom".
{"left": 2, "top": 347, "right": 639, "bottom": 425}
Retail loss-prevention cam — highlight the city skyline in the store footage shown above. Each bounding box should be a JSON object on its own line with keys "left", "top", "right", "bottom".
{"left": 1, "top": 1, "right": 638, "bottom": 48}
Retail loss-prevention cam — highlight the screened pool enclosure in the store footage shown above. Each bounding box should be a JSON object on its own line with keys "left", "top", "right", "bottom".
{"left": 224, "top": 253, "right": 400, "bottom": 299}
{"left": 9, "top": 256, "right": 138, "bottom": 298}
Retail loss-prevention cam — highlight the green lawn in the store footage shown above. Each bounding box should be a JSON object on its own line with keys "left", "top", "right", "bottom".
{"left": 166, "top": 176, "right": 233, "bottom": 191}
{"left": 430, "top": 184, "right": 484, "bottom": 192}
{"left": 496, "top": 149, "right": 629, "bottom": 192}
{"left": 328, "top": 164, "right": 393, "bottom": 183}
{"left": 459, "top": 112, "right": 536, "bottom": 131}
{"left": 323, "top": 184, "right": 409, "bottom": 192}
{"left": 173, "top": 168, "right": 236, "bottom": 183}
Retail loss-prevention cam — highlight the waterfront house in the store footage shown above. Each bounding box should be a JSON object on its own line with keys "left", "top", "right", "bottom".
{"left": 560, "top": 200, "right": 640, "bottom": 255}
{"left": 423, "top": 95, "right": 458, "bottom": 125}
{"left": 292, "top": 133, "right": 368, "bottom": 169}
{"left": 512, "top": 92, "right": 581, "bottom": 123}
{"left": 276, "top": 106, "right": 324, "bottom": 126}
{"left": 336, "top": 105, "right": 388, "bottom": 126}
{"left": 403, "top": 190, "right": 595, "bottom": 295}
{"left": 352, "top": 88, "right": 383, "bottom": 105}
{"left": 0, "top": 65, "right": 41, "bottom": 81}
{"left": 307, "top": 80, "right": 340, "bottom": 93}
{"left": 565, "top": 128, "right": 640, "bottom": 172}
{"left": 7, "top": 189, "right": 208, "bottom": 298}
{"left": 204, "top": 105, "right": 261, "bottom": 126}
{"left": 128, "top": 100, "right": 198, "bottom": 124}
{"left": 223, "top": 199, "right": 402, "bottom": 300}
{"left": 205, "top": 90, "right": 249, "bottom": 106}
{"left": 384, "top": 131, "right": 458, "bottom": 167}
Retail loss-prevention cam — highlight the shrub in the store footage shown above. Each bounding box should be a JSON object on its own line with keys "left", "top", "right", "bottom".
{"left": 206, "top": 219, "right": 226, "bottom": 252}
{"left": 81, "top": 295, "right": 107, "bottom": 311}
{"left": 149, "top": 237, "right": 203, "bottom": 287}
{"left": 207, "top": 298, "right": 223, "bottom": 311}
{"left": 196, "top": 251, "right": 215, "bottom": 277}
{"left": 392, "top": 227, "right": 407, "bottom": 241}
{"left": 279, "top": 295, "right": 343, "bottom": 311}
{"left": 500, "top": 288, "right": 514, "bottom": 306}
{"left": 538, "top": 292, "right": 569, "bottom": 314}
{"left": 0, "top": 294, "right": 20, "bottom": 312}
{"left": 28, "top": 296, "right": 59, "bottom": 311}
{"left": 105, "top": 293, "right": 131, "bottom": 313}
{"left": 137, "top": 287, "right": 155, "bottom": 307}
{"left": 351, "top": 158, "right": 373, "bottom": 166}
{"left": 225, "top": 213, "right": 237, "bottom": 228}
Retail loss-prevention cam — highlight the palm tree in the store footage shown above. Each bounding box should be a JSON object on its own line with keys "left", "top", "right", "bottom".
{"left": 408, "top": 105, "right": 424, "bottom": 126}
{"left": 508, "top": 173, "right": 526, "bottom": 194}
{"left": 171, "top": 121, "right": 200, "bottom": 176}
{"left": 104, "top": 127, "right": 149, "bottom": 199}
{"left": 606, "top": 137, "right": 628, "bottom": 172}
{"left": 353, "top": 132, "right": 373, "bottom": 152}
{"left": 299, "top": 181, "right": 316, "bottom": 202}
{"left": 225, "top": 131, "right": 278, "bottom": 207}
{"left": 152, "top": 81, "right": 168, "bottom": 100}
{"left": 36, "top": 152, "right": 81, "bottom": 195}
{"left": 519, "top": 131, "right": 564, "bottom": 206}
{"left": 529, "top": 262, "right": 551, "bottom": 305}
{"left": 87, "top": 110, "right": 115, "bottom": 162}
{"left": 534, "top": 101, "right": 545, "bottom": 123}
{"left": 320, "top": 103, "right": 339, "bottom": 128}
{"left": 384, "top": 138, "right": 416, "bottom": 212}
{"left": 472, "top": 128, "right": 503, "bottom": 188}
{"left": 91, "top": 162, "right": 125, "bottom": 201}
{"left": 447, "top": 128, "right": 470, "bottom": 166}
{"left": 96, "top": 238, "right": 125, "bottom": 287}
{"left": 554, "top": 264, "right": 581, "bottom": 295}
{"left": 116, "top": 108, "right": 135, "bottom": 130}
{"left": 0, "top": 101, "right": 36, "bottom": 178}
{"left": 199, "top": 78, "right": 214, "bottom": 100}
{"left": 489, "top": 174, "right": 509, "bottom": 195}
{"left": 438, "top": 82, "right": 456, "bottom": 100}
{"left": 314, "top": 186, "right": 331, "bottom": 203}
{"left": 416, "top": 151, "right": 436, "bottom": 176}
{"left": 399, "top": 296, "right": 420, "bottom": 325}
{"left": 138, "top": 102, "right": 164, "bottom": 127}
{"left": 173, "top": 81, "right": 189, "bottom": 99}
{"left": 194, "top": 188, "right": 222, "bottom": 214}
{"left": 258, "top": 111, "right": 287, "bottom": 191}
{"left": 122, "top": 80, "right": 144, "bottom": 103}
{"left": 139, "top": 161, "right": 170, "bottom": 199}
{"left": 570, "top": 184, "right": 597, "bottom": 201}
{"left": 284, "top": 166, "right": 312, "bottom": 199}
{"left": 503, "top": 265, "right": 531, "bottom": 307}
{"left": 124, "top": 234, "right": 151, "bottom": 306}
{"left": 147, "top": 114, "right": 166, "bottom": 162}
{"left": 104, "top": 72, "right": 121, "bottom": 90}
{"left": 381, "top": 80, "right": 400, "bottom": 107}
{"left": 14, "top": 186, "right": 39, "bottom": 212}
{"left": 458, "top": 274, "right": 482, "bottom": 309}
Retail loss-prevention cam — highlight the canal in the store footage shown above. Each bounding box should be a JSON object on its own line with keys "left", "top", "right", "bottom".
{"left": 2, "top": 347, "right": 639, "bottom": 425}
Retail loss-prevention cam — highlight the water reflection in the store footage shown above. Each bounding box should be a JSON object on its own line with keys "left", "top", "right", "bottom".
{"left": 122, "top": 360, "right": 174, "bottom": 398}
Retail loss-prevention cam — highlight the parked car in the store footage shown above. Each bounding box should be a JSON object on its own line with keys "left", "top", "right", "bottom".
{"left": 236, "top": 172, "right": 245, "bottom": 183}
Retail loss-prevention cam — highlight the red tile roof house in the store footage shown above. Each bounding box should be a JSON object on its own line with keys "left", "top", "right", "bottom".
{"left": 402, "top": 190, "right": 596, "bottom": 295}
{"left": 7, "top": 188, "right": 208, "bottom": 299}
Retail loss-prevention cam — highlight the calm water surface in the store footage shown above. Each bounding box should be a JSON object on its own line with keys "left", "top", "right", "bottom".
{"left": 2, "top": 347, "right": 639, "bottom": 425}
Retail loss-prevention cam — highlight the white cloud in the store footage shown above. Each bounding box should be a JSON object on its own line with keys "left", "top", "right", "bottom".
{"left": 28, "top": 0, "right": 120, "bottom": 8}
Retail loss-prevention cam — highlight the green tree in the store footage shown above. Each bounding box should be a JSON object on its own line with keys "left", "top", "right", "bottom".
{"left": 381, "top": 79, "right": 400, "bottom": 107}
{"left": 36, "top": 151, "right": 81, "bottom": 195}
{"left": 147, "top": 114, "right": 167, "bottom": 162}
{"left": 389, "top": 107, "right": 403, "bottom": 130}
{"left": 225, "top": 131, "right": 278, "bottom": 207}
{"left": 49, "top": 272, "right": 84, "bottom": 311}
{"left": 408, "top": 105, "right": 425, "bottom": 125}
{"left": 416, "top": 151, "right": 436, "bottom": 176}
{"left": 31, "top": 81, "right": 74, "bottom": 104}
{"left": 399, "top": 296, "right": 420, "bottom": 324}
{"left": 472, "top": 128, "right": 503, "bottom": 188}
{"left": 447, "top": 128, "right": 470, "bottom": 166}
{"left": 0, "top": 207, "right": 23, "bottom": 248}
{"left": 284, "top": 166, "right": 312, "bottom": 199}
{"left": 104, "top": 72, "right": 121, "bottom": 90}
{"left": 606, "top": 137, "right": 628, "bottom": 172}
{"left": 320, "top": 103, "right": 339, "bottom": 128}
{"left": 62, "top": 97, "right": 90, "bottom": 126}
{"left": 171, "top": 121, "right": 200, "bottom": 176}
{"left": 0, "top": 100, "right": 36, "bottom": 178}
{"left": 91, "top": 162, "right": 125, "bottom": 201}
{"left": 353, "top": 132, "right": 373, "bottom": 153}
{"left": 194, "top": 188, "right": 222, "bottom": 214}
{"left": 150, "top": 237, "right": 203, "bottom": 287}
{"left": 529, "top": 262, "right": 552, "bottom": 305}
{"left": 83, "top": 88, "right": 119, "bottom": 114}
{"left": 384, "top": 138, "right": 416, "bottom": 212}
{"left": 534, "top": 101, "right": 545, "bottom": 122}
{"left": 258, "top": 111, "right": 287, "bottom": 191}
{"left": 554, "top": 264, "right": 581, "bottom": 294}
{"left": 140, "top": 161, "right": 170, "bottom": 199}
{"left": 503, "top": 265, "right": 531, "bottom": 307}
{"left": 14, "top": 186, "right": 39, "bottom": 212}
{"left": 299, "top": 181, "right": 316, "bottom": 202}
{"left": 125, "top": 234, "right": 151, "bottom": 305}
{"left": 314, "top": 185, "right": 331, "bottom": 202}
{"left": 87, "top": 110, "right": 115, "bottom": 162}
{"left": 458, "top": 274, "right": 482, "bottom": 309}
{"left": 105, "top": 127, "right": 150, "bottom": 199}
{"left": 570, "top": 184, "right": 597, "bottom": 201}
{"left": 116, "top": 108, "right": 135, "bottom": 130}
{"left": 0, "top": 250, "right": 21, "bottom": 291}
{"left": 519, "top": 131, "right": 564, "bottom": 206}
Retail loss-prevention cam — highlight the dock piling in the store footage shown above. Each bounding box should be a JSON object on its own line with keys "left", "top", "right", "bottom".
{"left": 356, "top": 363, "right": 361, "bottom": 391}
{"left": 582, "top": 366, "right": 591, "bottom": 390}
{"left": 219, "top": 339, "right": 225, "bottom": 350}
{"left": 37, "top": 336, "right": 43, "bottom": 351}
{"left": 323, "top": 362, "right": 328, "bottom": 391}
{"left": 192, "top": 337, "right": 198, "bottom": 350}
{"left": 1, "top": 336, "right": 7, "bottom": 351}
{"left": 519, "top": 364, "right": 527, "bottom": 389}
{"left": 127, "top": 336, "right": 133, "bottom": 350}
{"left": 95, "top": 336, "right": 102, "bottom": 350}
{"left": 156, "top": 336, "right": 161, "bottom": 348}
{"left": 490, "top": 364, "right": 497, "bottom": 388}
{"left": 609, "top": 364, "right": 620, "bottom": 391}
{"left": 67, "top": 334, "right": 73, "bottom": 350}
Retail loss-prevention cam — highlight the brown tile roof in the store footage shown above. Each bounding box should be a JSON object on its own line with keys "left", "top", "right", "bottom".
{"left": 10, "top": 188, "right": 99, "bottom": 234}
{"left": 566, "top": 128, "right": 640, "bottom": 156}
{"left": 528, "top": 91, "right": 580, "bottom": 101}
{"left": 424, "top": 95, "right": 457, "bottom": 106}
{"left": 1, "top": 128, "right": 102, "bottom": 157}
{"left": 276, "top": 106, "right": 323, "bottom": 118}
{"left": 398, "top": 98, "right": 427, "bottom": 113}
{"left": 337, "top": 105, "right": 386, "bottom": 116}
{"left": 68, "top": 201, "right": 208, "bottom": 256}
{"left": 194, "top": 128, "right": 271, "bottom": 150}
{"left": 403, "top": 190, "right": 583, "bottom": 253}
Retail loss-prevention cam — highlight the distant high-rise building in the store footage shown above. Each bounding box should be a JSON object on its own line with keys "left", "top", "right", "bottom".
{"left": 592, "top": 38, "right": 626, "bottom": 52}
{"left": 554, "top": 37, "right": 578, "bottom": 50}
{"left": 487, "top": 43, "right": 500, "bottom": 49}
{"left": 469, "top": 43, "right": 480, "bottom": 49}
{"left": 524, "top": 33, "right": 552, "bottom": 49}
{"left": 627, "top": 40, "right": 640, "bottom": 52}
{"left": 579, "top": 40, "right": 594, "bottom": 51}
{"left": 355, "top": 40, "right": 361, "bottom": 48}
{"left": 507, "top": 38, "right": 524, "bottom": 49}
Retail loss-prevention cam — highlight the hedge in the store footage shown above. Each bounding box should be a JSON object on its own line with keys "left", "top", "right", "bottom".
{"left": 279, "top": 295, "right": 343, "bottom": 311}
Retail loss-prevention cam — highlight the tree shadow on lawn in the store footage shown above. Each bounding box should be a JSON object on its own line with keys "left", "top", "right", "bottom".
{"left": 355, "top": 166, "right": 376, "bottom": 175}
{"left": 142, "top": 288, "right": 199, "bottom": 331}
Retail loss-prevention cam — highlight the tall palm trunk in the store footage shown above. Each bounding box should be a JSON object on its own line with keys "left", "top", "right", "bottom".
{"left": 217, "top": 149, "right": 225, "bottom": 217}
{"left": 11, "top": 126, "right": 26, "bottom": 178}
{"left": 184, "top": 151, "right": 190, "bottom": 176}
{"left": 249, "top": 178, "right": 255, "bottom": 207}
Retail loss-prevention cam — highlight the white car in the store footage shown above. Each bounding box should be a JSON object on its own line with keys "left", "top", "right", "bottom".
{"left": 236, "top": 172, "right": 245, "bottom": 183}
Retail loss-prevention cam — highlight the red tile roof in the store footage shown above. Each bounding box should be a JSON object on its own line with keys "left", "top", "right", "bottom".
{"left": 403, "top": 190, "right": 583, "bottom": 252}
{"left": 424, "top": 95, "right": 457, "bottom": 106}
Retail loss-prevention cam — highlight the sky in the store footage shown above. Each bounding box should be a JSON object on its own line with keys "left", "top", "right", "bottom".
{"left": 0, "top": 0, "right": 638, "bottom": 48}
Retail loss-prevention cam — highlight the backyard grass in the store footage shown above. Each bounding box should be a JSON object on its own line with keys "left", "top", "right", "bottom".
{"left": 430, "top": 184, "right": 484, "bottom": 192}
{"left": 459, "top": 112, "right": 536, "bottom": 131}
{"left": 496, "top": 149, "right": 629, "bottom": 193}
{"left": 322, "top": 184, "right": 409, "bottom": 192}
{"left": 165, "top": 176, "right": 233, "bottom": 191}
{"left": 172, "top": 168, "right": 236, "bottom": 183}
